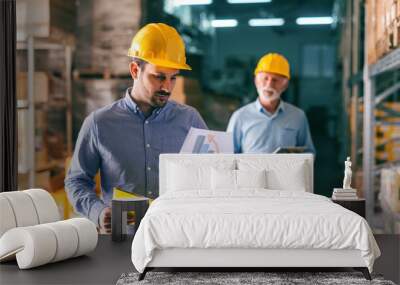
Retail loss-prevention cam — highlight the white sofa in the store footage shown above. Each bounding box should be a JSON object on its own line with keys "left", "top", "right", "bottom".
{"left": 0, "top": 189, "right": 98, "bottom": 269}
{"left": 132, "top": 154, "right": 379, "bottom": 281}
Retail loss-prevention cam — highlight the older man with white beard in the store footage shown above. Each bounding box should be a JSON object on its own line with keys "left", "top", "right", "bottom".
{"left": 227, "top": 53, "right": 315, "bottom": 154}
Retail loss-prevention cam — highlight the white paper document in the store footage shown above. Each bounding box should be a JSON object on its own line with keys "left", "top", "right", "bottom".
{"left": 180, "top": 127, "right": 234, "bottom": 154}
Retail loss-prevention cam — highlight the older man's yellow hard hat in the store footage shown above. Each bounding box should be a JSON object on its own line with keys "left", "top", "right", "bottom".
{"left": 127, "top": 23, "right": 191, "bottom": 70}
{"left": 254, "top": 53, "right": 290, "bottom": 79}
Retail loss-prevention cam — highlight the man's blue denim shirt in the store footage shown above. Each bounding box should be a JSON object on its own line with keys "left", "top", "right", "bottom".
{"left": 65, "top": 88, "right": 207, "bottom": 225}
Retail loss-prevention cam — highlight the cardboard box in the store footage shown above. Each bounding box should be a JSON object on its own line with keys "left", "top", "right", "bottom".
{"left": 354, "top": 170, "right": 364, "bottom": 198}
{"left": 170, "top": 76, "right": 204, "bottom": 111}
{"left": 35, "top": 149, "right": 49, "bottom": 171}
{"left": 50, "top": 171, "right": 65, "bottom": 191}
{"left": 35, "top": 109, "right": 47, "bottom": 157}
{"left": 380, "top": 167, "right": 400, "bottom": 212}
{"left": 17, "top": 72, "right": 49, "bottom": 103}
{"left": 395, "top": 18, "right": 400, "bottom": 48}
{"left": 35, "top": 170, "right": 51, "bottom": 191}
{"left": 18, "top": 107, "right": 49, "bottom": 173}
{"left": 18, "top": 173, "right": 29, "bottom": 190}
{"left": 77, "top": 79, "right": 127, "bottom": 115}
{"left": 398, "top": 0, "right": 400, "bottom": 18}
{"left": 366, "top": 0, "right": 378, "bottom": 64}
{"left": 367, "top": 0, "right": 398, "bottom": 63}
{"left": 16, "top": 0, "right": 76, "bottom": 45}
{"left": 45, "top": 132, "right": 65, "bottom": 160}
{"left": 170, "top": 76, "right": 186, "bottom": 104}
{"left": 75, "top": 0, "right": 141, "bottom": 75}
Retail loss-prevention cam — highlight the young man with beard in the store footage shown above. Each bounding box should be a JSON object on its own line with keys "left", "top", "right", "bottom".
{"left": 65, "top": 23, "right": 207, "bottom": 233}
{"left": 227, "top": 53, "right": 315, "bottom": 154}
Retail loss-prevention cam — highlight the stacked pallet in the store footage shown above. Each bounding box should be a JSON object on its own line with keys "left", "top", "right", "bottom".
{"left": 72, "top": 79, "right": 129, "bottom": 137}
{"left": 351, "top": 101, "right": 400, "bottom": 163}
{"left": 73, "top": 0, "right": 143, "bottom": 145}
{"left": 17, "top": 71, "right": 69, "bottom": 191}
{"left": 17, "top": 73, "right": 48, "bottom": 185}
{"left": 380, "top": 167, "right": 400, "bottom": 233}
{"left": 16, "top": 0, "right": 76, "bottom": 45}
{"left": 366, "top": 0, "right": 400, "bottom": 64}
{"left": 381, "top": 167, "right": 400, "bottom": 212}
{"left": 16, "top": 0, "right": 77, "bottom": 193}
{"left": 75, "top": 0, "right": 142, "bottom": 76}
{"left": 375, "top": 102, "right": 400, "bottom": 163}
{"left": 376, "top": 124, "right": 400, "bottom": 162}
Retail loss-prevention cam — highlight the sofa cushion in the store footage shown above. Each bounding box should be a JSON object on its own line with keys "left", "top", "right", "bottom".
{"left": 0, "top": 191, "right": 39, "bottom": 228}
{"left": 24, "top": 189, "right": 60, "bottom": 223}
{"left": 0, "top": 218, "right": 97, "bottom": 269}
{"left": 0, "top": 196, "right": 17, "bottom": 237}
{"left": 0, "top": 189, "right": 60, "bottom": 239}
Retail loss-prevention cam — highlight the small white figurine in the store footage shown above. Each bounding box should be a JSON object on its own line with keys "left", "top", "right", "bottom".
{"left": 342, "top": 156, "right": 352, "bottom": 189}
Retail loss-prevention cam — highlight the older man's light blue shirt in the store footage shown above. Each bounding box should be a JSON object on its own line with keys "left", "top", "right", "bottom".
{"left": 227, "top": 99, "right": 315, "bottom": 154}
{"left": 65, "top": 88, "right": 207, "bottom": 225}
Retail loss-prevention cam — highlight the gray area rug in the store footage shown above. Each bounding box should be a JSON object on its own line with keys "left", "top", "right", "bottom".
{"left": 116, "top": 271, "right": 396, "bottom": 285}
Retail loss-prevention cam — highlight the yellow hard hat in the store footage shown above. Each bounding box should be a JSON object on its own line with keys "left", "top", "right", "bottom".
{"left": 254, "top": 53, "right": 290, "bottom": 79}
{"left": 127, "top": 23, "right": 191, "bottom": 70}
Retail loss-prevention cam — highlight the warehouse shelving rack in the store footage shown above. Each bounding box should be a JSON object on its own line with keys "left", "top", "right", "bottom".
{"left": 363, "top": 47, "right": 400, "bottom": 224}
{"left": 16, "top": 36, "right": 73, "bottom": 188}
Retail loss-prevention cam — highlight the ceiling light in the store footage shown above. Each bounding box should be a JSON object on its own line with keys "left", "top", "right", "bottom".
{"left": 173, "top": 0, "right": 212, "bottom": 6}
{"left": 211, "top": 19, "right": 238, "bottom": 28}
{"left": 227, "top": 0, "right": 271, "bottom": 3}
{"left": 248, "top": 18, "right": 284, "bottom": 26}
{"left": 296, "top": 17, "right": 333, "bottom": 25}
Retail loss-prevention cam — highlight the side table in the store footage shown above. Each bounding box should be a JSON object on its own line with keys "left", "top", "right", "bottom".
{"left": 332, "top": 198, "right": 366, "bottom": 218}
{"left": 112, "top": 197, "right": 149, "bottom": 242}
